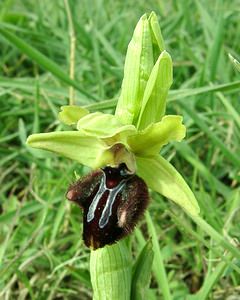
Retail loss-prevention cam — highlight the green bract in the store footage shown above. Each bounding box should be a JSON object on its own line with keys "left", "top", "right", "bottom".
{"left": 26, "top": 12, "right": 199, "bottom": 218}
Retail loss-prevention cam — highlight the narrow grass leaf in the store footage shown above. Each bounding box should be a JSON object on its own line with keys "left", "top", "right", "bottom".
{"left": 131, "top": 240, "right": 154, "bottom": 300}
{"left": 0, "top": 26, "right": 96, "bottom": 100}
{"left": 190, "top": 215, "right": 240, "bottom": 261}
{"left": 192, "top": 256, "right": 230, "bottom": 300}
{"left": 174, "top": 141, "right": 230, "bottom": 198}
{"left": 84, "top": 81, "right": 240, "bottom": 111}
{"left": 229, "top": 53, "right": 240, "bottom": 72}
{"left": 145, "top": 211, "right": 172, "bottom": 300}
{"left": 179, "top": 101, "right": 240, "bottom": 167}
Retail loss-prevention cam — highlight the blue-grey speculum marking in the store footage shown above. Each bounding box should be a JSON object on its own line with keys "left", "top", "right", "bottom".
{"left": 87, "top": 172, "right": 126, "bottom": 228}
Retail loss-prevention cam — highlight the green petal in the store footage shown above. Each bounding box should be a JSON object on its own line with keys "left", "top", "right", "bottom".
{"left": 58, "top": 105, "right": 89, "bottom": 125}
{"left": 77, "top": 112, "right": 136, "bottom": 138}
{"left": 136, "top": 155, "right": 200, "bottom": 215}
{"left": 26, "top": 131, "right": 106, "bottom": 169}
{"left": 128, "top": 115, "right": 186, "bottom": 155}
{"left": 115, "top": 14, "right": 154, "bottom": 125}
{"left": 137, "top": 51, "right": 173, "bottom": 130}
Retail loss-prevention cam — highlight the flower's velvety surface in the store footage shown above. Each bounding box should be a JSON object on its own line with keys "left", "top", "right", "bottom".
{"left": 66, "top": 164, "right": 149, "bottom": 249}
{"left": 26, "top": 11, "right": 200, "bottom": 250}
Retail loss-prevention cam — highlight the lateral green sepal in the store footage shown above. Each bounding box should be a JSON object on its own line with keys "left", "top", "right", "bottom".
{"left": 26, "top": 131, "right": 136, "bottom": 171}
{"left": 136, "top": 155, "right": 200, "bottom": 215}
{"left": 26, "top": 131, "right": 106, "bottom": 169}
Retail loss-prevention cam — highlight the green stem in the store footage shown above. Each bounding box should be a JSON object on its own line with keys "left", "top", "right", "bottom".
{"left": 90, "top": 240, "right": 132, "bottom": 300}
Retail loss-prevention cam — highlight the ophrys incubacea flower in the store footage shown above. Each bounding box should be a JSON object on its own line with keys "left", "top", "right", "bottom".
{"left": 26, "top": 12, "right": 199, "bottom": 250}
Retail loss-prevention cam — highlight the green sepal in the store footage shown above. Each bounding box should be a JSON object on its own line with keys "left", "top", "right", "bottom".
{"left": 128, "top": 115, "right": 185, "bottom": 155}
{"left": 137, "top": 50, "right": 173, "bottom": 130}
{"left": 58, "top": 105, "right": 89, "bottom": 125}
{"left": 115, "top": 14, "right": 154, "bottom": 125}
{"left": 131, "top": 240, "right": 154, "bottom": 300}
{"left": 136, "top": 155, "right": 200, "bottom": 215}
{"left": 26, "top": 131, "right": 136, "bottom": 171}
{"left": 77, "top": 112, "right": 136, "bottom": 138}
{"left": 26, "top": 131, "right": 107, "bottom": 169}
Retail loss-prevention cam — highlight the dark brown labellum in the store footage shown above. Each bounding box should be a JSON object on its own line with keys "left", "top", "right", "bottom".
{"left": 66, "top": 164, "right": 149, "bottom": 249}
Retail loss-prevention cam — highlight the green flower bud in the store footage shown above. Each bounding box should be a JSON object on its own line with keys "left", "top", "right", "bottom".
{"left": 115, "top": 14, "right": 154, "bottom": 125}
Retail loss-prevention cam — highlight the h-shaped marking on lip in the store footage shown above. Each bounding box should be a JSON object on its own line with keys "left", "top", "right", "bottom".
{"left": 87, "top": 172, "right": 126, "bottom": 228}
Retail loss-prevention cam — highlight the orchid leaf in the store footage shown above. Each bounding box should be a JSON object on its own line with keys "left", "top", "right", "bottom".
{"left": 77, "top": 112, "right": 136, "bottom": 138}
{"left": 129, "top": 115, "right": 186, "bottom": 155}
{"left": 136, "top": 155, "right": 200, "bottom": 215}
{"left": 115, "top": 14, "right": 154, "bottom": 125}
{"left": 137, "top": 51, "right": 173, "bottom": 130}
{"left": 58, "top": 105, "right": 89, "bottom": 125}
{"left": 26, "top": 131, "right": 107, "bottom": 168}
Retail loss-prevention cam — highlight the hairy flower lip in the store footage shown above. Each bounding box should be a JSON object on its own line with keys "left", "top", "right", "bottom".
{"left": 66, "top": 163, "right": 149, "bottom": 249}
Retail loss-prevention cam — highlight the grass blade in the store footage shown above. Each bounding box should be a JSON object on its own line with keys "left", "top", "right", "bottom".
{"left": 179, "top": 101, "right": 240, "bottom": 168}
{"left": 0, "top": 26, "right": 97, "bottom": 100}
{"left": 145, "top": 211, "right": 172, "bottom": 300}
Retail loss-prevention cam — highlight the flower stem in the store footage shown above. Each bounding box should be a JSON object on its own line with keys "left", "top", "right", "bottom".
{"left": 90, "top": 240, "right": 132, "bottom": 300}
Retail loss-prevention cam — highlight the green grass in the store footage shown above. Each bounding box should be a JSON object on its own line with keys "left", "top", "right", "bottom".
{"left": 0, "top": 0, "right": 240, "bottom": 299}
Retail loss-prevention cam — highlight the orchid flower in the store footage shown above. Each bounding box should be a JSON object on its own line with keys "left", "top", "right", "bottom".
{"left": 26, "top": 12, "right": 199, "bottom": 251}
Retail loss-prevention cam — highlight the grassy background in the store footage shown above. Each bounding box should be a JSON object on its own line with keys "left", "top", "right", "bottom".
{"left": 0, "top": 0, "right": 240, "bottom": 299}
